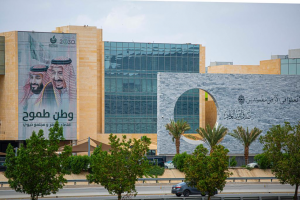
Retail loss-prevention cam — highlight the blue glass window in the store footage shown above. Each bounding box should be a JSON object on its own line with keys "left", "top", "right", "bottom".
{"left": 104, "top": 42, "right": 200, "bottom": 133}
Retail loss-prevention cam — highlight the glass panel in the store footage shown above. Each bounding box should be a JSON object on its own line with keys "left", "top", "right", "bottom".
{"left": 281, "top": 59, "right": 289, "bottom": 64}
{"left": 111, "top": 42, "right": 117, "bottom": 48}
{"left": 117, "top": 42, "right": 122, "bottom": 48}
{"left": 135, "top": 43, "right": 141, "bottom": 48}
{"left": 123, "top": 42, "right": 129, "bottom": 48}
{"left": 289, "top": 64, "right": 297, "bottom": 75}
{"left": 281, "top": 64, "right": 289, "bottom": 75}
{"left": 297, "top": 64, "right": 300, "bottom": 75}
{"left": 289, "top": 59, "right": 297, "bottom": 64}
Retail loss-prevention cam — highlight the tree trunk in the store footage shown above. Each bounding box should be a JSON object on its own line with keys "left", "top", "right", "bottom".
{"left": 244, "top": 146, "right": 249, "bottom": 165}
{"left": 208, "top": 195, "right": 211, "bottom": 200}
{"left": 118, "top": 192, "right": 122, "bottom": 200}
{"left": 175, "top": 138, "right": 180, "bottom": 154}
{"left": 294, "top": 183, "right": 298, "bottom": 200}
{"left": 31, "top": 194, "right": 38, "bottom": 200}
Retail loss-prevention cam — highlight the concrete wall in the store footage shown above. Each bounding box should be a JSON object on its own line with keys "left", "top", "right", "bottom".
{"left": 0, "top": 31, "right": 18, "bottom": 140}
{"left": 157, "top": 73, "right": 300, "bottom": 155}
{"left": 288, "top": 49, "right": 300, "bottom": 59}
{"left": 204, "top": 59, "right": 281, "bottom": 130}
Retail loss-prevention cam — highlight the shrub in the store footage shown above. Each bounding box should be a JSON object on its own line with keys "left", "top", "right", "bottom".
{"left": 229, "top": 156, "right": 237, "bottom": 167}
{"left": 172, "top": 152, "right": 189, "bottom": 172}
{"left": 71, "top": 155, "right": 90, "bottom": 174}
{"left": 145, "top": 165, "right": 165, "bottom": 178}
{"left": 254, "top": 153, "right": 272, "bottom": 169}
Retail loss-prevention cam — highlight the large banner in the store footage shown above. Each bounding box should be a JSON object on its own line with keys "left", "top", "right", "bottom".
{"left": 18, "top": 32, "right": 77, "bottom": 140}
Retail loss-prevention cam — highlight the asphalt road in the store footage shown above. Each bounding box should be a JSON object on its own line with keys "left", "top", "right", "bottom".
{"left": 0, "top": 183, "right": 299, "bottom": 199}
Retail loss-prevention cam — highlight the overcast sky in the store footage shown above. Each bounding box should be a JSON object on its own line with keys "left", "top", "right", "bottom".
{"left": 1, "top": 0, "right": 300, "bottom": 66}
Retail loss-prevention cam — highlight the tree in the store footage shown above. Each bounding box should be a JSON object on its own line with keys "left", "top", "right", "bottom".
{"left": 87, "top": 134, "right": 151, "bottom": 200}
{"left": 260, "top": 122, "right": 300, "bottom": 200}
{"left": 184, "top": 144, "right": 231, "bottom": 200}
{"left": 4, "top": 121, "right": 72, "bottom": 200}
{"left": 172, "top": 152, "right": 189, "bottom": 172}
{"left": 196, "top": 124, "right": 228, "bottom": 154}
{"left": 229, "top": 126, "right": 262, "bottom": 165}
{"left": 254, "top": 153, "right": 272, "bottom": 169}
{"left": 165, "top": 119, "right": 190, "bottom": 154}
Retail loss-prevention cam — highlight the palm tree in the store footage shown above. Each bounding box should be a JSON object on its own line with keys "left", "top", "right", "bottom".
{"left": 165, "top": 119, "right": 191, "bottom": 154}
{"left": 229, "top": 126, "right": 262, "bottom": 165}
{"left": 196, "top": 124, "right": 228, "bottom": 154}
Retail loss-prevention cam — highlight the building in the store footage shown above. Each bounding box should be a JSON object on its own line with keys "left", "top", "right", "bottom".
{"left": 0, "top": 25, "right": 206, "bottom": 154}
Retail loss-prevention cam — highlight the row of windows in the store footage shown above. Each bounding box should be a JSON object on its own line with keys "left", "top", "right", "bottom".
{"left": 106, "top": 117, "right": 157, "bottom": 123}
{"left": 105, "top": 50, "right": 199, "bottom": 57}
{"left": 106, "top": 57, "right": 199, "bottom": 72}
{"left": 281, "top": 59, "right": 300, "bottom": 64}
{"left": 105, "top": 101, "right": 157, "bottom": 115}
{"left": 105, "top": 78, "right": 157, "bottom": 93}
{"left": 105, "top": 100, "right": 199, "bottom": 115}
{"left": 104, "top": 41, "right": 199, "bottom": 50}
{"left": 105, "top": 122, "right": 200, "bottom": 134}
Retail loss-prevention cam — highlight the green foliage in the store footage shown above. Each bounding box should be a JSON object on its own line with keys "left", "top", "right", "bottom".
{"left": 260, "top": 122, "right": 300, "bottom": 200}
{"left": 145, "top": 165, "right": 165, "bottom": 178}
{"left": 229, "top": 156, "right": 237, "bottom": 167}
{"left": 254, "top": 153, "right": 272, "bottom": 169}
{"left": 229, "top": 126, "right": 262, "bottom": 165}
{"left": 172, "top": 152, "right": 189, "bottom": 172}
{"left": 184, "top": 144, "right": 232, "bottom": 200}
{"left": 87, "top": 134, "right": 151, "bottom": 200}
{"left": 4, "top": 121, "right": 72, "bottom": 200}
{"left": 165, "top": 119, "right": 190, "bottom": 154}
{"left": 196, "top": 124, "right": 228, "bottom": 154}
{"left": 65, "top": 155, "right": 91, "bottom": 174}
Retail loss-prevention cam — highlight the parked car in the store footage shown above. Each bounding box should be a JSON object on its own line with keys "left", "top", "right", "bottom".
{"left": 246, "top": 162, "right": 259, "bottom": 168}
{"left": 171, "top": 182, "right": 217, "bottom": 197}
{"left": 0, "top": 161, "right": 6, "bottom": 172}
{"left": 164, "top": 160, "right": 175, "bottom": 169}
{"left": 147, "top": 157, "right": 165, "bottom": 167}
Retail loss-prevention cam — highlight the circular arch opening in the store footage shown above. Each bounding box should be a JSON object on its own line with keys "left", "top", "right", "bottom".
{"left": 173, "top": 88, "right": 218, "bottom": 141}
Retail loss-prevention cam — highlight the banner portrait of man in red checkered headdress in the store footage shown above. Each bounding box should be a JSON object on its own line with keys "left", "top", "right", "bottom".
{"left": 19, "top": 65, "right": 50, "bottom": 109}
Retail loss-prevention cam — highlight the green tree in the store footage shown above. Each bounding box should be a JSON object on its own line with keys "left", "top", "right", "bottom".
{"left": 184, "top": 144, "right": 231, "bottom": 200}
{"left": 172, "top": 152, "right": 189, "bottom": 172}
{"left": 254, "top": 153, "right": 272, "bottom": 169}
{"left": 4, "top": 121, "right": 72, "bottom": 200}
{"left": 87, "top": 134, "right": 151, "bottom": 200}
{"left": 229, "top": 126, "right": 262, "bottom": 165}
{"left": 260, "top": 122, "right": 300, "bottom": 200}
{"left": 229, "top": 156, "right": 237, "bottom": 167}
{"left": 165, "top": 119, "right": 190, "bottom": 154}
{"left": 196, "top": 124, "right": 228, "bottom": 154}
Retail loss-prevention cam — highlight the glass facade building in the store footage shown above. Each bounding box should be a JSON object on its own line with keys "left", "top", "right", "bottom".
{"left": 281, "top": 58, "right": 300, "bottom": 75}
{"left": 104, "top": 42, "right": 200, "bottom": 134}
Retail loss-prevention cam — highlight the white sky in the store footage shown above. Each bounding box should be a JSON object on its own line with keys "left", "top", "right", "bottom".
{"left": 0, "top": 0, "right": 300, "bottom": 66}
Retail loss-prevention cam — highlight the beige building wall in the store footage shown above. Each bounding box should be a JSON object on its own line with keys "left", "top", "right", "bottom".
{"left": 199, "top": 45, "right": 206, "bottom": 129}
{"left": 0, "top": 31, "right": 18, "bottom": 140}
{"left": 207, "top": 59, "right": 281, "bottom": 74}
{"left": 53, "top": 26, "right": 103, "bottom": 142}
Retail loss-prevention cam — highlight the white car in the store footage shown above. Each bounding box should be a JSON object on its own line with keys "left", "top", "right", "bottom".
{"left": 164, "top": 160, "right": 175, "bottom": 169}
{"left": 246, "top": 162, "right": 259, "bottom": 168}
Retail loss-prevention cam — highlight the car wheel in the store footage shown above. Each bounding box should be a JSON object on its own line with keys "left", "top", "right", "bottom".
{"left": 183, "top": 190, "right": 190, "bottom": 197}
{"left": 176, "top": 194, "right": 181, "bottom": 197}
{"left": 254, "top": 165, "right": 259, "bottom": 168}
{"left": 165, "top": 166, "right": 168, "bottom": 169}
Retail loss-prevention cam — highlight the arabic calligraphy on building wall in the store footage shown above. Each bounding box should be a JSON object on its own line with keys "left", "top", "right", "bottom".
{"left": 238, "top": 94, "right": 300, "bottom": 105}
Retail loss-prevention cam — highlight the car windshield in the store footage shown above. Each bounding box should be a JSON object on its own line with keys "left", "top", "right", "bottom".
{"left": 166, "top": 161, "right": 172, "bottom": 164}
